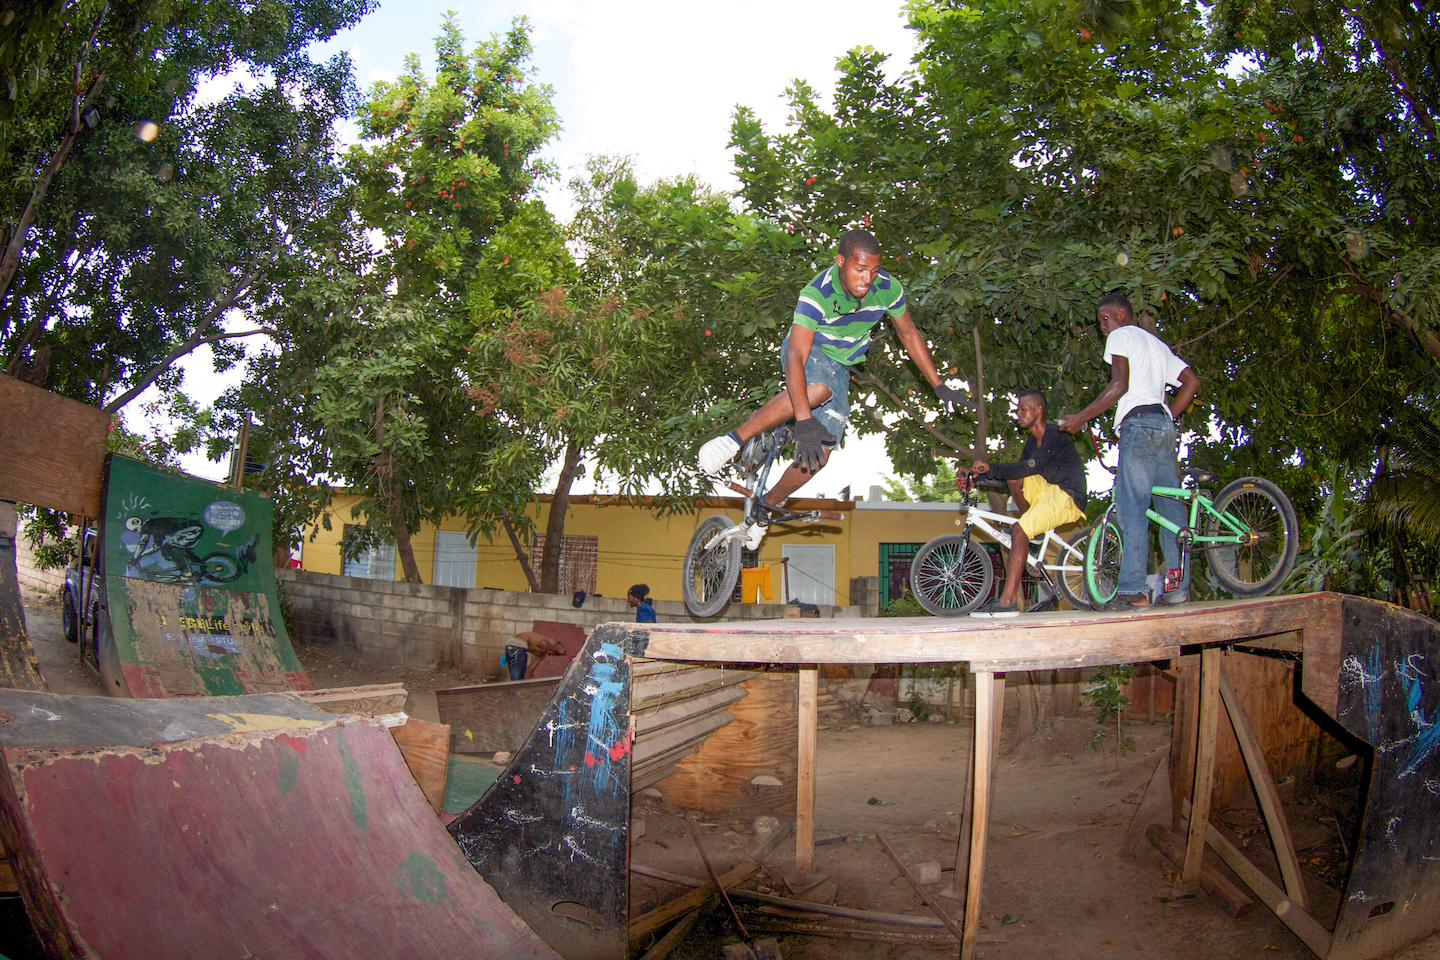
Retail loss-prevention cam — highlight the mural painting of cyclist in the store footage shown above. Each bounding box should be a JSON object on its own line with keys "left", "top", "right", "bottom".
{"left": 696, "top": 228, "right": 965, "bottom": 548}
{"left": 1056, "top": 292, "right": 1201, "bottom": 610}
{"left": 968, "top": 390, "right": 1088, "bottom": 617}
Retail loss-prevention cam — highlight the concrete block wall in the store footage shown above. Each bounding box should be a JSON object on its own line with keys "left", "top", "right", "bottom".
{"left": 279, "top": 568, "right": 863, "bottom": 682}
{"left": 14, "top": 533, "right": 65, "bottom": 595}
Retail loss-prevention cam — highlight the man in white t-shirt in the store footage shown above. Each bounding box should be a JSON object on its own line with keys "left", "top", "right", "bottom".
{"left": 1057, "top": 292, "right": 1201, "bottom": 609}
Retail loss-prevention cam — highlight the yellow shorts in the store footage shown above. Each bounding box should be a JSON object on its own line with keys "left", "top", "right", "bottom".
{"left": 1017, "top": 475, "right": 1084, "bottom": 539}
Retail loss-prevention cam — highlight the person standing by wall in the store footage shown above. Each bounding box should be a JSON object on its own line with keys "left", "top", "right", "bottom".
{"left": 628, "top": 584, "right": 656, "bottom": 623}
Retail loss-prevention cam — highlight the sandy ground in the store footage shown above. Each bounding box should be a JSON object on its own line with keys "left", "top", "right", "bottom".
{"left": 15, "top": 589, "right": 1440, "bottom": 959}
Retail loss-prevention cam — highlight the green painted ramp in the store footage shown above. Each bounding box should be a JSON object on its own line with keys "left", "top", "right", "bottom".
{"left": 96, "top": 455, "right": 311, "bottom": 697}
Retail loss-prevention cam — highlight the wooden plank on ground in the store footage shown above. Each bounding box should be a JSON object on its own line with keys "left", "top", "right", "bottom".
{"left": 1146, "top": 825, "right": 1255, "bottom": 918}
{"left": 628, "top": 861, "right": 760, "bottom": 941}
{"left": 296, "top": 683, "right": 407, "bottom": 717}
{"left": 391, "top": 718, "right": 450, "bottom": 813}
{"left": 0, "top": 375, "right": 109, "bottom": 517}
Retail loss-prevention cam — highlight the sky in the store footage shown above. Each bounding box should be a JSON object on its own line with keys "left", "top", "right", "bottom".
{"left": 139, "top": 0, "right": 1117, "bottom": 498}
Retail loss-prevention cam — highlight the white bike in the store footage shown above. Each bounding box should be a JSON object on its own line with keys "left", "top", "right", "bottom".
{"left": 909, "top": 473, "right": 1093, "bottom": 616}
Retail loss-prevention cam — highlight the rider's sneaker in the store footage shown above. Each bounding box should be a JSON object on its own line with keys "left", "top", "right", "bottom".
{"left": 1156, "top": 590, "right": 1190, "bottom": 606}
{"left": 698, "top": 433, "right": 740, "bottom": 475}
{"left": 970, "top": 599, "right": 1020, "bottom": 618}
{"left": 1100, "top": 592, "right": 1150, "bottom": 611}
{"left": 744, "top": 522, "right": 768, "bottom": 551}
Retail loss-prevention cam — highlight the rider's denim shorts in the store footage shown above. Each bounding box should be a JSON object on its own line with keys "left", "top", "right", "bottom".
{"left": 780, "top": 334, "right": 849, "bottom": 445}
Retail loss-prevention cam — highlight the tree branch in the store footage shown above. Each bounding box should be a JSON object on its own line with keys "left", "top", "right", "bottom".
{"left": 502, "top": 514, "right": 541, "bottom": 593}
{"left": 0, "top": 3, "right": 110, "bottom": 326}
{"left": 101, "top": 268, "right": 260, "bottom": 413}
{"left": 855, "top": 369, "right": 979, "bottom": 460}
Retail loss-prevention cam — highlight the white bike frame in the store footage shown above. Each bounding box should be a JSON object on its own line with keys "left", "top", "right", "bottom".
{"left": 955, "top": 502, "right": 1084, "bottom": 589}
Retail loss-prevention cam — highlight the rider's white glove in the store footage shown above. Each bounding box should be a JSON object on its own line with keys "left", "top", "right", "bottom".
{"left": 697, "top": 434, "right": 740, "bottom": 475}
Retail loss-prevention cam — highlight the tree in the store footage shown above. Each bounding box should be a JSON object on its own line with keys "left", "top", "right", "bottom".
{"left": 724, "top": 0, "right": 1440, "bottom": 529}
{"left": 465, "top": 157, "right": 796, "bottom": 592}
{"left": 1, "top": 0, "right": 373, "bottom": 404}
{"left": 221, "top": 16, "right": 565, "bottom": 583}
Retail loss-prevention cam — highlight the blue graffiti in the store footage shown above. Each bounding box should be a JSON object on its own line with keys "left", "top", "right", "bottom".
{"left": 1396, "top": 655, "right": 1440, "bottom": 781}
{"left": 1365, "top": 648, "right": 1385, "bottom": 741}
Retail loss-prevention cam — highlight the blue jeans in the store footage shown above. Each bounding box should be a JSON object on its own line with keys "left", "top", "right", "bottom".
{"left": 1115, "top": 412, "right": 1188, "bottom": 597}
{"left": 504, "top": 645, "right": 528, "bottom": 681}
{"left": 779, "top": 334, "right": 850, "bottom": 445}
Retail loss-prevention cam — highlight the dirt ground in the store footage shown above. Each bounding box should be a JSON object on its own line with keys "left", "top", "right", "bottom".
{"left": 15, "top": 589, "right": 1440, "bottom": 960}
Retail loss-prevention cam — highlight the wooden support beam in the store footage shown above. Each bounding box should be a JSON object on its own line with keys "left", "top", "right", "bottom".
{"left": 962, "top": 671, "right": 1000, "bottom": 960}
{"left": 1216, "top": 656, "right": 1307, "bottom": 909}
{"left": 1183, "top": 648, "right": 1222, "bottom": 886}
{"left": 1181, "top": 800, "right": 1332, "bottom": 958}
{"left": 796, "top": 666, "right": 818, "bottom": 876}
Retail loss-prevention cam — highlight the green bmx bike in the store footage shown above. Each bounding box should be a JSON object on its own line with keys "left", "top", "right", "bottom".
{"left": 1084, "top": 470, "right": 1299, "bottom": 604}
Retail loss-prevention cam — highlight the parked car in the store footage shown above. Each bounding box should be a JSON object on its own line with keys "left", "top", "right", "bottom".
{"left": 62, "top": 527, "right": 98, "bottom": 645}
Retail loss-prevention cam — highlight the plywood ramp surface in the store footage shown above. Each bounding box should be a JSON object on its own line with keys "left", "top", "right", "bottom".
{"left": 0, "top": 691, "right": 559, "bottom": 960}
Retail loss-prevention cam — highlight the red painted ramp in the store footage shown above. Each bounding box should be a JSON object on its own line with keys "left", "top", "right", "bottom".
{"left": 0, "top": 691, "right": 560, "bottom": 960}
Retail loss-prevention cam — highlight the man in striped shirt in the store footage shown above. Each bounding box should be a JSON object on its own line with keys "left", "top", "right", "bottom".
{"left": 698, "top": 229, "right": 964, "bottom": 547}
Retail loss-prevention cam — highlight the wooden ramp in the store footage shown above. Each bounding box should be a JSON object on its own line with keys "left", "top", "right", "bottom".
{"left": 93, "top": 455, "right": 311, "bottom": 698}
{"left": 0, "top": 690, "right": 559, "bottom": 960}
{"left": 445, "top": 592, "right": 1439, "bottom": 960}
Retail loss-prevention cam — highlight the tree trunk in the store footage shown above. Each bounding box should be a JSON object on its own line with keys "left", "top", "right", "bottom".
{"left": 501, "top": 515, "right": 541, "bottom": 593}
{"left": 539, "top": 436, "right": 584, "bottom": 594}
{"left": 373, "top": 393, "right": 422, "bottom": 583}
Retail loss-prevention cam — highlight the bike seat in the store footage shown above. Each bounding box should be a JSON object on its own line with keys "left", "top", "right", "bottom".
{"left": 1184, "top": 468, "right": 1220, "bottom": 485}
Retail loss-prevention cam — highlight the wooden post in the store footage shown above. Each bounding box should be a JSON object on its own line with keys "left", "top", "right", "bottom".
{"left": 1216, "top": 656, "right": 1307, "bottom": 909}
{"left": 796, "top": 666, "right": 818, "bottom": 876}
{"left": 1183, "top": 648, "right": 1222, "bottom": 886}
{"left": 961, "top": 671, "right": 1000, "bottom": 960}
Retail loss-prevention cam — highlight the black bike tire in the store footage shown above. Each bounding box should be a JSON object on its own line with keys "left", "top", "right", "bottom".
{"left": 1203, "top": 477, "right": 1299, "bottom": 598}
{"left": 1056, "top": 527, "right": 1093, "bottom": 611}
{"left": 1085, "top": 508, "right": 1123, "bottom": 605}
{"left": 909, "top": 534, "right": 994, "bottom": 617}
{"left": 682, "top": 515, "right": 742, "bottom": 617}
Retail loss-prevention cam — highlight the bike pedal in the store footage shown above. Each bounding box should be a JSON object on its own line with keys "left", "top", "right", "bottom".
{"left": 1163, "top": 567, "right": 1184, "bottom": 592}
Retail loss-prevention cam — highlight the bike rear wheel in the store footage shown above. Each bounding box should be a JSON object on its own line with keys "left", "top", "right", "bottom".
{"left": 1085, "top": 508, "right": 1123, "bottom": 606}
{"left": 1055, "top": 527, "right": 1093, "bottom": 611}
{"left": 1202, "top": 477, "right": 1299, "bottom": 597}
{"left": 910, "top": 534, "right": 994, "bottom": 616}
{"left": 682, "top": 515, "right": 742, "bottom": 617}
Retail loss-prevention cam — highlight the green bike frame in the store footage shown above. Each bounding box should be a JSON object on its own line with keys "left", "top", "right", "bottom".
{"left": 1145, "top": 487, "right": 1255, "bottom": 544}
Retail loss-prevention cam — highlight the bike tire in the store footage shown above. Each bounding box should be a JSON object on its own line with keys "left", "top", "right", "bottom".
{"left": 1056, "top": 527, "right": 1093, "bottom": 611}
{"left": 682, "top": 515, "right": 742, "bottom": 617}
{"left": 1202, "top": 477, "right": 1299, "bottom": 598}
{"left": 1085, "top": 508, "right": 1123, "bottom": 606}
{"left": 909, "top": 534, "right": 993, "bottom": 617}
{"left": 201, "top": 555, "right": 239, "bottom": 582}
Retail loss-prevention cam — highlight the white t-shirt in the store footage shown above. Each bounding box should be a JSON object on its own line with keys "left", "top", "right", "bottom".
{"left": 1104, "top": 325, "right": 1190, "bottom": 429}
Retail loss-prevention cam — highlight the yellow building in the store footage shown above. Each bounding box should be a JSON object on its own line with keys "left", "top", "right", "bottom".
{"left": 300, "top": 492, "right": 1027, "bottom": 609}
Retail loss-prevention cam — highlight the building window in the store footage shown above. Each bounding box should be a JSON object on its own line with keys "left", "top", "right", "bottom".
{"left": 529, "top": 535, "right": 598, "bottom": 594}
{"left": 878, "top": 543, "right": 924, "bottom": 607}
{"left": 341, "top": 525, "right": 396, "bottom": 580}
{"left": 433, "top": 530, "right": 478, "bottom": 588}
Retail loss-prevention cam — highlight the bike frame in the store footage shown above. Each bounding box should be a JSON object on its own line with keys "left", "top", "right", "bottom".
{"left": 715, "top": 430, "right": 836, "bottom": 545}
{"left": 1143, "top": 487, "right": 1254, "bottom": 546}
{"left": 956, "top": 497, "right": 1083, "bottom": 590}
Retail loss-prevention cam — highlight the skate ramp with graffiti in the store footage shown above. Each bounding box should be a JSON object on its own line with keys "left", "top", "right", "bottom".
{"left": 0, "top": 689, "right": 560, "bottom": 960}
{"left": 95, "top": 454, "right": 310, "bottom": 697}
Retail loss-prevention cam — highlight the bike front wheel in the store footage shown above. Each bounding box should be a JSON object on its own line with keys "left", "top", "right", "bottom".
{"left": 1085, "top": 508, "right": 1123, "bottom": 606}
{"left": 910, "top": 534, "right": 994, "bottom": 616}
{"left": 682, "top": 515, "right": 742, "bottom": 617}
{"left": 1055, "top": 526, "right": 1094, "bottom": 611}
{"left": 1202, "top": 477, "right": 1299, "bottom": 597}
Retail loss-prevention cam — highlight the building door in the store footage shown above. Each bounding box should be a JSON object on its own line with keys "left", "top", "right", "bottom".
{"left": 781, "top": 544, "right": 834, "bottom": 605}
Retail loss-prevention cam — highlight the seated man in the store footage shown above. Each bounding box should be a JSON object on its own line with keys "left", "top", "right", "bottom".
{"left": 697, "top": 228, "right": 964, "bottom": 548}
{"left": 968, "top": 390, "right": 1087, "bottom": 617}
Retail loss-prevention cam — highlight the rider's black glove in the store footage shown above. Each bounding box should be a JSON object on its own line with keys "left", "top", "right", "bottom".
{"left": 792, "top": 418, "right": 834, "bottom": 472}
{"left": 933, "top": 383, "right": 967, "bottom": 408}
